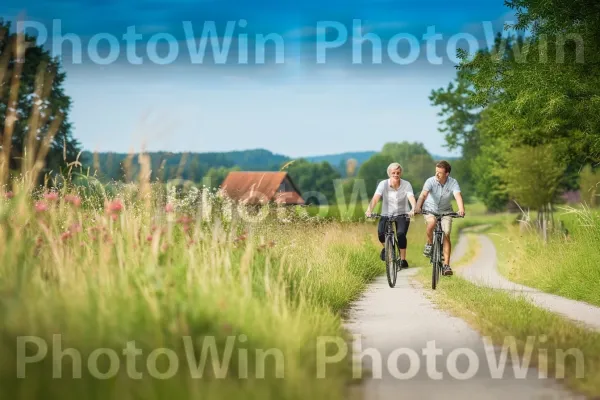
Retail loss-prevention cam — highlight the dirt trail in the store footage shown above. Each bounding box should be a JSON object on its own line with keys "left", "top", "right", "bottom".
{"left": 458, "top": 234, "right": 600, "bottom": 332}
{"left": 344, "top": 234, "right": 584, "bottom": 399}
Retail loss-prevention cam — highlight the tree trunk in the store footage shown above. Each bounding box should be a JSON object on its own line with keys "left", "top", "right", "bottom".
{"left": 549, "top": 202, "right": 555, "bottom": 233}
{"left": 542, "top": 204, "right": 548, "bottom": 243}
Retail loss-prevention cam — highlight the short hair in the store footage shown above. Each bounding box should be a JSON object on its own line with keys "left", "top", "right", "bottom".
{"left": 387, "top": 162, "right": 403, "bottom": 176}
{"left": 436, "top": 160, "right": 451, "bottom": 174}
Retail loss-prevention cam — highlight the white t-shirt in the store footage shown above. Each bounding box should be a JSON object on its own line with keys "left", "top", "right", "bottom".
{"left": 375, "top": 179, "right": 415, "bottom": 216}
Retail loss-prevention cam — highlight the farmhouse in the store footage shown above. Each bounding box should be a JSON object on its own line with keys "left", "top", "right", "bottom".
{"left": 219, "top": 171, "right": 305, "bottom": 205}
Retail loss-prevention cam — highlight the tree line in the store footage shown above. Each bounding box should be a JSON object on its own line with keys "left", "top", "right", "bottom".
{"left": 78, "top": 141, "right": 445, "bottom": 207}
{"left": 429, "top": 0, "right": 600, "bottom": 225}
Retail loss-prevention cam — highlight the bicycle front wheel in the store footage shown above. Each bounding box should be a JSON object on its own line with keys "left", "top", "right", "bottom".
{"left": 385, "top": 236, "right": 397, "bottom": 288}
{"left": 431, "top": 240, "right": 442, "bottom": 290}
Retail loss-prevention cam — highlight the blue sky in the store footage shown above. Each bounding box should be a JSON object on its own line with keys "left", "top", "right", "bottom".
{"left": 1, "top": 0, "right": 518, "bottom": 158}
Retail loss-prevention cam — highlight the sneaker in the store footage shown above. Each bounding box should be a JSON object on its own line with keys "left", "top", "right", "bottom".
{"left": 442, "top": 264, "right": 453, "bottom": 276}
{"left": 423, "top": 243, "right": 432, "bottom": 257}
{"left": 380, "top": 248, "right": 385, "bottom": 261}
{"left": 401, "top": 259, "right": 409, "bottom": 269}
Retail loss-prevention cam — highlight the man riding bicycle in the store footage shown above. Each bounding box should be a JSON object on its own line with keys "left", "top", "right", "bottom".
{"left": 414, "top": 160, "right": 465, "bottom": 276}
{"left": 365, "top": 162, "right": 416, "bottom": 269}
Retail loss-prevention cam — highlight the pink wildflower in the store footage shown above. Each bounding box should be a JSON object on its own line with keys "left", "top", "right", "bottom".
{"left": 44, "top": 192, "right": 59, "bottom": 201}
{"left": 68, "top": 223, "right": 82, "bottom": 233}
{"left": 35, "top": 201, "right": 48, "bottom": 212}
{"left": 64, "top": 194, "right": 81, "bottom": 207}
{"left": 105, "top": 199, "right": 123, "bottom": 214}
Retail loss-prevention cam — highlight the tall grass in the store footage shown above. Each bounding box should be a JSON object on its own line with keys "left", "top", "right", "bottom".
{"left": 490, "top": 205, "right": 600, "bottom": 307}
{"left": 0, "top": 175, "right": 384, "bottom": 399}
{"left": 0, "top": 26, "right": 384, "bottom": 399}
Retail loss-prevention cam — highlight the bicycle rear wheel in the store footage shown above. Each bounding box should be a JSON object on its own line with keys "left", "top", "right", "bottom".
{"left": 385, "top": 236, "right": 397, "bottom": 288}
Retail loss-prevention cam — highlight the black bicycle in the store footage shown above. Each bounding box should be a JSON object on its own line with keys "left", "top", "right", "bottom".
{"left": 368, "top": 213, "right": 410, "bottom": 288}
{"left": 421, "top": 210, "right": 463, "bottom": 290}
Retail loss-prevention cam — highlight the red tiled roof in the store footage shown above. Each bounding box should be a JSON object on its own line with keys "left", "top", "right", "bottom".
{"left": 220, "top": 171, "right": 304, "bottom": 205}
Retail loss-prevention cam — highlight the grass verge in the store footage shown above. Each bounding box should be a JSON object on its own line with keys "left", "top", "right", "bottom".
{"left": 413, "top": 233, "right": 600, "bottom": 397}
{"left": 481, "top": 207, "right": 600, "bottom": 307}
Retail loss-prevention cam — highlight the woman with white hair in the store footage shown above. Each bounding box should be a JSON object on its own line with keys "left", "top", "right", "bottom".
{"left": 365, "top": 162, "right": 416, "bottom": 268}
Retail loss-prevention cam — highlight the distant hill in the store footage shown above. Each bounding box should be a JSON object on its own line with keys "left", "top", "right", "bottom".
{"left": 79, "top": 148, "right": 456, "bottom": 183}
{"left": 431, "top": 154, "right": 459, "bottom": 161}
{"left": 302, "top": 151, "right": 377, "bottom": 176}
{"left": 79, "top": 149, "right": 291, "bottom": 183}
{"left": 303, "top": 151, "right": 376, "bottom": 166}
{"left": 305, "top": 151, "right": 457, "bottom": 165}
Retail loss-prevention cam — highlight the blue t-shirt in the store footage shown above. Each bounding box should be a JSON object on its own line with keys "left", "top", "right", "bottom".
{"left": 422, "top": 176, "right": 461, "bottom": 213}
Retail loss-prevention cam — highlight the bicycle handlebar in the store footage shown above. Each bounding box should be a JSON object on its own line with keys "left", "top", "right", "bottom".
{"left": 367, "top": 211, "right": 464, "bottom": 219}
{"left": 367, "top": 213, "right": 410, "bottom": 219}
{"left": 420, "top": 209, "right": 464, "bottom": 218}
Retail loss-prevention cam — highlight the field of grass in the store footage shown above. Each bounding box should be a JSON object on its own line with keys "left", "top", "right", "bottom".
{"left": 3, "top": 163, "right": 597, "bottom": 400}
{"left": 0, "top": 181, "right": 387, "bottom": 400}
{"left": 303, "top": 200, "right": 372, "bottom": 222}
{"left": 482, "top": 207, "right": 600, "bottom": 307}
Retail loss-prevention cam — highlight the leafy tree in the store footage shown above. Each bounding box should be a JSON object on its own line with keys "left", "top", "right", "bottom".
{"left": 356, "top": 153, "right": 394, "bottom": 197}
{"left": 0, "top": 20, "right": 81, "bottom": 181}
{"left": 80, "top": 149, "right": 292, "bottom": 183}
{"left": 499, "top": 143, "right": 565, "bottom": 210}
{"left": 431, "top": 0, "right": 600, "bottom": 213}
{"left": 380, "top": 141, "right": 430, "bottom": 159}
{"left": 498, "top": 143, "right": 566, "bottom": 240}
{"left": 429, "top": 69, "right": 482, "bottom": 203}
{"left": 468, "top": 105, "right": 511, "bottom": 211}
{"left": 379, "top": 141, "right": 435, "bottom": 193}
{"left": 429, "top": 69, "right": 481, "bottom": 157}
{"left": 225, "top": 149, "right": 289, "bottom": 171}
{"left": 284, "top": 159, "right": 341, "bottom": 205}
{"left": 204, "top": 166, "right": 241, "bottom": 189}
{"left": 579, "top": 164, "right": 600, "bottom": 207}
{"left": 458, "top": 0, "right": 600, "bottom": 163}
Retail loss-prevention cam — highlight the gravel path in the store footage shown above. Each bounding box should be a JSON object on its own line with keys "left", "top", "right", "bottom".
{"left": 343, "top": 234, "right": 586, "bottom": 399}
{"left": 458, "top": 234, "right": 600, "bottom": 332}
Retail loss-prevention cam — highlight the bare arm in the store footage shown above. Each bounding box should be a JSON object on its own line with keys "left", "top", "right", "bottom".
{"left": 365, "top": 194, "right": 381, "bottom": 216}
{"left": 408, "top": 194, "right": 416, "bottom": 215}
{"left": 454, "top": 192, "right": 465, "bottom": 216}
{"left": 415, "top": 190, "right": 429, "bottom": 213}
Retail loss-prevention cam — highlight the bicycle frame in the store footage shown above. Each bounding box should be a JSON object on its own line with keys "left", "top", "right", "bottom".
{"left": 422, "top": 210, "right": 462, "bottom": 289}
{"left": 368, "top": 213, "right": 409, "bottom": 288}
